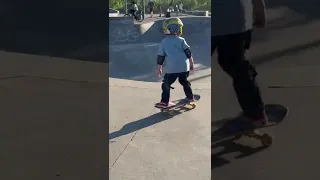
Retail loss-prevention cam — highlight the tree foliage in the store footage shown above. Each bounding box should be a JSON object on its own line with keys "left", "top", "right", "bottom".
{"left": 109, "top": 0, "right": 211, "bottom": 12}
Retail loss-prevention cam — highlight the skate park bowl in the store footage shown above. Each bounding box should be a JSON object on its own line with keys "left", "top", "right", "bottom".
{"left": 109, "top": 16, "right": 211, "bottom": 82}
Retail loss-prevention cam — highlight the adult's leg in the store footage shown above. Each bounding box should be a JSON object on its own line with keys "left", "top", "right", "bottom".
{"left": 216, "top": 31, "right": 264, "bottom": 118}
{"left": 178, "top": 72, "right": 193, "bottom": 99}
{"left": 161, "top": 73, "right": 178, "bottom": 103}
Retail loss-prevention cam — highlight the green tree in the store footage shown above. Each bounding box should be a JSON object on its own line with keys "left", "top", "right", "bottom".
{"left": 109, "top": 0, "right": 123, "bottom": 10}
{"left": 109, "top": 0, "right": 211, "bottom": 12}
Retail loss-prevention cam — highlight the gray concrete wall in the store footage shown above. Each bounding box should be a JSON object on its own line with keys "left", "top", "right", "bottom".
{"left": 0, "top": 0, "right": 108, "bottom": 62}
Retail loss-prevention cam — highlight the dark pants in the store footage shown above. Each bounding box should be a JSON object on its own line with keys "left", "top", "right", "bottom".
{"left": 161, "top": 72, "right": 193, "bottom": 103}
{"left": 149, "top": 7, "right": 154, "bottom": 13}
{"left": 129, "top": 9, "right": 137, "bottom": 19}
{"left": 211, "top": 30, "right": 264, "bottom": 118}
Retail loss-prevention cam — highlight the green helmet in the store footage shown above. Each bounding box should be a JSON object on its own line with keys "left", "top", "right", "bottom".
{"left": 162, "top": 17, "right": 184, "bottom": 35}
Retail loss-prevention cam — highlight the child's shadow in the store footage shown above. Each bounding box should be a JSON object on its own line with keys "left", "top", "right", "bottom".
{"left": 212, "top": 137, "right": 268, "bottom": 169}
{"left": 211, "top": 117, "right": 268, "bottom": 170}
{"left": 109, "top": 106, "right": 192, "bottom": 140}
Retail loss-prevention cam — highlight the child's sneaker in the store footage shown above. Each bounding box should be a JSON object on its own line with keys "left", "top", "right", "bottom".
{"left": 251, "top": 113, "right": 268, "bottom": 127}
{"left": 247, "top": 112, "right": 268, "bottom": 128}
{"left": 186, "top": 97, "right": 195, "bottom": 102}
{"left": 155, "top": 102, "right": 168, "bottom": 108}
{"left": 239, "top": 111, "right": 268, "bottom": 128}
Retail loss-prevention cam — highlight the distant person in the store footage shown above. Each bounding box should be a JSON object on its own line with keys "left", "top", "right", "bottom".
{"left": 155, "top": 17, "right": 195, "bottom": 108}
{"left": 211, "top": 0, "right": 268, "bottom": 127}
{"left": 165, "top": 2, "right": 174, "bottom": 17}
{"left": 174, "top": 4, "right": 179, "bottom": 16}
{"left": 148, "top": 0, "right": 155, "bottom": 18}
{"left": 178, "top": 2, "right": 184, "bottom": 12}
{"left": 129, "top": 1, "right": 138, "bottom": 20}
{"left": 168, "top": 1, "right": 174, "bottom": 11}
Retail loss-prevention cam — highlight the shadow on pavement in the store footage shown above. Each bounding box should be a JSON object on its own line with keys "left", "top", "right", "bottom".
{"left": 189, "top": 74, "right": 211, "bottom": 82}
{"left": 212, "top": 138, "right": 268, "bottom": 170}
{"left": 0, "top": 1, "right": 108, "bottom": 62}
{"left": 264, "top": 0, "right": 320, "bottom": 31}
{"left": 211, "top": 116, "right": 269, "bottom": 170}
{"left": 205, "top": 39, "right": 320, "bottom": 83}
{"left": 109, "top": 106, "right": 192, "bottom": 140}
{"left": 252, "top": 39, "right": 320, "bottom": 66}
{"left": 267, "top": 0, "right": 320, "bottom": 20}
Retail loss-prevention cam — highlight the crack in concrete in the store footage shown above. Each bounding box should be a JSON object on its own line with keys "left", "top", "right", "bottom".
{"left": 0, "top": 74, "right": 107, "bottom": 84}
{"left": 109, "top": 108, "right": 156, "bottom": 171}
{"left": 110, "top": 84, "right": 211, "bottom": 90}
{"left": 0, "top": 75, "right": 26, "bottom": 80}
{"left": 268, "top": 85, "right": 320, "bottom": 88}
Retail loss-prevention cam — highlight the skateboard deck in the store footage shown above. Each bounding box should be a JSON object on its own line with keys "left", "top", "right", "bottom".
{"left": 155, "top": 94, "right": 201, "bottom": 115}
{"left": 212, "top": 104, "right": 288, "bottom": 146}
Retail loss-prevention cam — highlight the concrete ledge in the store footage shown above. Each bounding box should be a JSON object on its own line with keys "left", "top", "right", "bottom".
{"left": 110, "top": 78, "right": 211, "bottom": 89}
{"left": 109, "top": 16, "right": 134, "bottom": 24}
{"left": 109, "top": 13, "right": 119, "bottom": 17}
{"left": 0, "top": 51, "right": 210, "bottom": 87}
{"left": 185, "top": 11, "right": 209, "bottom": 16}
{"left": 0, "top": 51, "right": 107, "bottom": 83}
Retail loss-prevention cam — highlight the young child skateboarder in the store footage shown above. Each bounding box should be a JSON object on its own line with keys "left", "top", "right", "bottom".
{"left": 155, "top": 17, "right": 195, "bottom": 108}
{"left": 211, "top": 0, "right": 268, "bottom": 127}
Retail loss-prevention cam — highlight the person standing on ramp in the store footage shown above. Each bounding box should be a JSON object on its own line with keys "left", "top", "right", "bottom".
{"left": 155, "top": 17, "right": 195, "bottom": 108}
{"left": 148, "top": 0, "right": 155, "bottom": 18}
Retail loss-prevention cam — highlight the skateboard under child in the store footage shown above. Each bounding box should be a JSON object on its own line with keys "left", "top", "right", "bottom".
{"left": 212, "top": 104, "right": 289, "bottom": 147}
{"left": 155, "top": 94, "right": 201, "bottom": 116}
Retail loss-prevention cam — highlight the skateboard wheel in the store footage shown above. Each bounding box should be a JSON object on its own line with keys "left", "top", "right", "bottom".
{"left": 168, "top": 111, "right": 174, "bottom": 116}
{"left": 161, "top": 109, "right": 169, "bottom": 113}
{"left": 261, "top": 133, "right": 273, "bottom": 146}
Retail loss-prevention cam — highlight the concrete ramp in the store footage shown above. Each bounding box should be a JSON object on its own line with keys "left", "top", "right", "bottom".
{"left": 109, "top": 17, "right": 211, "bottom": 82}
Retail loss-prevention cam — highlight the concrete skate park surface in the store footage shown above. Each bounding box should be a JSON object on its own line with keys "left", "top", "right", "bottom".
{"left": 0, "top": 4, "right": 110, "bottom": 179}
{"left": 213, "top": 1, "right": 320, "bottom": 179}
{"left": 0, "top": 52, "right": 108, "bottom": 179}
{"left": 109, "top": 16, "right": 211, "bottom": 179}
{"left": 0, "top": 5, "right": 108, "bottom": 62}
{"left": 109, "top": 16, "right": 211, "bottom": 82}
